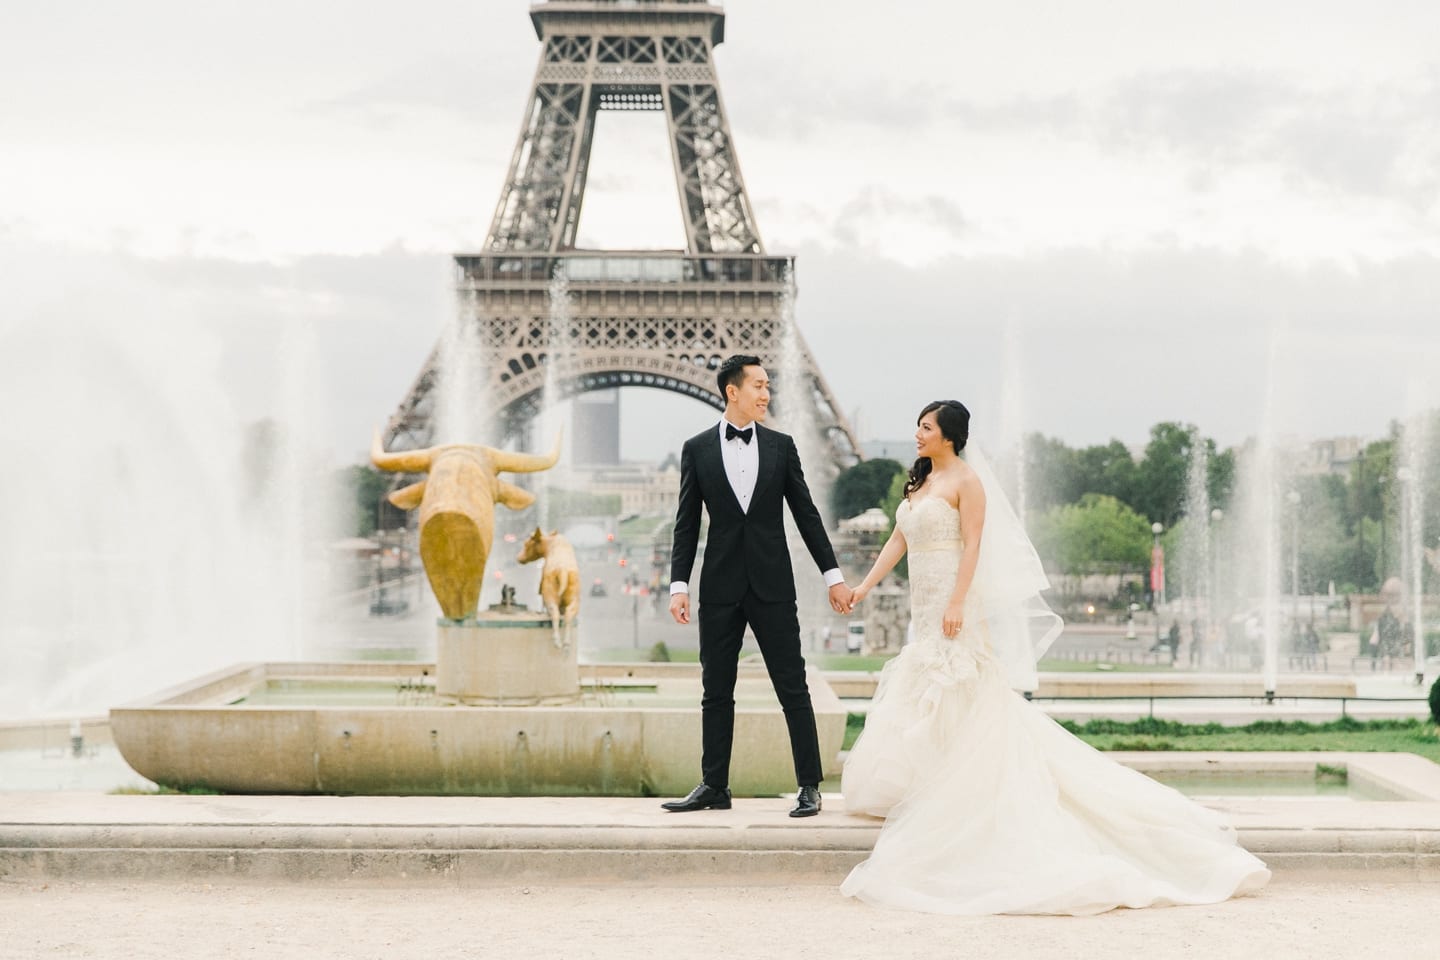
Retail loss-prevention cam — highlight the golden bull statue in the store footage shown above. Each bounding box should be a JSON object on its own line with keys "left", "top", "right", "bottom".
{"left": 371, "top": 430, "right": 561, "bottom": 621}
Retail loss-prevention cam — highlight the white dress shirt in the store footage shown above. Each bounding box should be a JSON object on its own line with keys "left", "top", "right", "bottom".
{"left": 719, "top": 416, "right": 760, "bottom": 512}
{"left": 670, "top": 418, "right": 845, "bottom": 595}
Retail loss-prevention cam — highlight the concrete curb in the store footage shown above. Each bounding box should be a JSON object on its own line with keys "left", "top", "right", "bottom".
{"left": 4, "top": 794, "right": 1440, "bottom": 884}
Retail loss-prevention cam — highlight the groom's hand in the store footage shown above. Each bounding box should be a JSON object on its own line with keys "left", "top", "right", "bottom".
{"left": 670, "top": 593, "right": 691, "bottom": 625}
{"left": 828, "top": 583, "right": 854, "bottom": 614}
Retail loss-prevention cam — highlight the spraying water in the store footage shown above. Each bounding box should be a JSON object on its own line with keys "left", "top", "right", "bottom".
{"left": 433, "top": 297, "right": 493, "bottom": 448}
{"left": 1179, "top": 428, "right": 1212, "bottom": 643}
{"left": 0, "top": 296, "right": 332, "bottom": 719}
{"left": 1258, "top": 336, "right": 1283, "bottom": 697}
{"left": 1399, "top": 388, "right": 1431, "bottom": 683}
{"left": 536, "top": 265, "right": 575, "bottom": 533}
{"left": 771, "top": 266, "right": 836, "bottom": 646}
{"left": 998, "top": 318, "right": 1027, "bottom": 520}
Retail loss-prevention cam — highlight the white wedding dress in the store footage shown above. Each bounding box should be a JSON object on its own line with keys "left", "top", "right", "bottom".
{"left": 841, "top": 495, "right": 1271, "bottom": 916}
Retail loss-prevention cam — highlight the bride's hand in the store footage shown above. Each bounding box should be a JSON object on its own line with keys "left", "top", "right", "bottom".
{"left": 851, "top": 584, "right": 869, "bottom": 606}
{"left": 942, "top": 598, "right": 965, "bottom": 638}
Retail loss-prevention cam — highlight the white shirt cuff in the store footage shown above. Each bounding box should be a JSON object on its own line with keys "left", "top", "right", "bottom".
{"left": 669, "top": 581, "right": 689, "bottom": 596}
{"left": 822, "top": 568, "right": 845, "bottom": 588}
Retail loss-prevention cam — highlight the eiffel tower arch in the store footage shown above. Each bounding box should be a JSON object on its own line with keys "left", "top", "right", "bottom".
{"left": 386, "top": 0, "right": 860, "bottom": 474}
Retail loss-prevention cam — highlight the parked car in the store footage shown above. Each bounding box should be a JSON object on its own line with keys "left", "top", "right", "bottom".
{"left": 846, "top": 621, "right": 865, "bottom": 653}
{"left": 590, "top": 578, "right": 608, "bottom": 597}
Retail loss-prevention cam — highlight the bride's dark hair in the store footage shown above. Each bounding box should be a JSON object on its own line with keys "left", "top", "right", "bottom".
{"left": 903, "top": 400, "right": 971, "bottom": 499}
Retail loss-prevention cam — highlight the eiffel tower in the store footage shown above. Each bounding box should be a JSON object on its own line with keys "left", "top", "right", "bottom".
{"left": 386, "top": 0, "right": 860, "bottom": 473}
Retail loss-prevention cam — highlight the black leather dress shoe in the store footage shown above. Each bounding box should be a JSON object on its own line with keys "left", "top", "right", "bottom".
{"left": 789, "top": 785, "right": 821, "bottom": 818}
{"left": 661, "top": 783, "right": 732, "bottom": 812}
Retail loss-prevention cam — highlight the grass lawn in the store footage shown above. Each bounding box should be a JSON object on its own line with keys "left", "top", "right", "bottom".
{"left": 581, "top": 651, "right": 892, "bottom": 670}
{"left": 844, "top": 714, "right": 1440, "bottom": 759}
{"left": 1035, "top": 659, "right": 1177, "bottom": 673}
{"left": 811, "top": 654, "right": 892, "bottom": 672}
{"left": 578, "top": 653, "right": 1178, "bottom": 673}
{"left": 616, "top": 515, "right": 668, "bottom": 540}
{"left": 1064, "top": 716, "right": 1440, "bottom": 764}
{"left": 582, "top": 646, "right": 700, "bottom": 664}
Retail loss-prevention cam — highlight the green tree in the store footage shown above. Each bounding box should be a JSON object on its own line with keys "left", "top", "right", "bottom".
{"left": 1031, "top": 493, "right": 1152, "bottom": 577}
{"left": 878, "top": 472, "right": 910, "bottom": 580}
{"left": 1208, "top": 446, "right": 1237, "bottom": 513}
{"left": 1347, "top": 438, "right": 1396, "bottom": 591}
{"left": 1131, "top": 422, "right": 1196, "bottom": 527}
{"left": 831, "top": 458, "right": 905, "bottom": 519}
{"left": 1023, "top": 433, "right": 1080, "bottom": 512}
{"left": 1071, "top": 441, "right": 1139, "bottom": 508}
{"left": 337, "top": 465, "right": 393, "bottom": 537}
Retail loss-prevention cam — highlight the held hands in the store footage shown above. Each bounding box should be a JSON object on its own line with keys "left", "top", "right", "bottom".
{"left": 828, "top": 582, "right": 854, "bottom": 614}
{"left": 849, "top": 584, "right": 870, "bottom": 608}
{"left": 669, "top": 593, "right": 691, "bottom": 625}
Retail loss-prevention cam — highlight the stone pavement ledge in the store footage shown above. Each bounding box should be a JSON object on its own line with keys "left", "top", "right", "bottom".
{"left": 4, "top": 775, "right": 1440, "bottom": 886}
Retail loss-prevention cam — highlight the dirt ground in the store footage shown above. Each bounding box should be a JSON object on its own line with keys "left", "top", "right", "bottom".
{"left": 0, "top": 877, "right": 1430, "bottom": 960}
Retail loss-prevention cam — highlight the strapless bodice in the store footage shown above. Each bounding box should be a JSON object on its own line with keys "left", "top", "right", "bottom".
{"left": 895, "top": 496, "right": 963, "bottom": 553}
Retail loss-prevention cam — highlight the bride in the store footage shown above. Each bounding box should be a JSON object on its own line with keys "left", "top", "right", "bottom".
{"left": 842, "top": 400, "right": 1270, "bottom": 916}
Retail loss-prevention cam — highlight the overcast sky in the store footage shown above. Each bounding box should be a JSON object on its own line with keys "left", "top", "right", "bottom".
{"left": 4, "top": 0, "right": 1439, "bottom": 465}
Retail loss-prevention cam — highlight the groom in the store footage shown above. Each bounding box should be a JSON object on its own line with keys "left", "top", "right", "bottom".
{"left": 663, "top": 354, "right": 852, "bottom": 818}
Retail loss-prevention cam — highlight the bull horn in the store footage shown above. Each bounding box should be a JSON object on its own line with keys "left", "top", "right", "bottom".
{"left": 371, "top": 428, "right": 433, "bottom": 473}
{"left": 489, "top": 429, "right": 563, "bottom": 474}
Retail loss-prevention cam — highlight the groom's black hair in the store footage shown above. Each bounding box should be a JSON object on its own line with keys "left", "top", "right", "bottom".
{"left": 717, "top": 354, "right": 762, "bottom": 399}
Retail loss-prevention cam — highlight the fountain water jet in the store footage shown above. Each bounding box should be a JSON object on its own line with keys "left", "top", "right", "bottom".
{"left": 1179, "top": 428, "right": 1212, "bottom": 652}
{"left": 1398, "top": 388, "right": 1432, "bottom": 684}
{"left": 0, "top": 297, "right": 332, "bottom": 720}
{"left": 1229, "top": 329, "right": 1288, "bottom": 699}
{"left": 771, "top": 267, "right": 836, "bottom": 647}
{"left": 433, "top": 303, "right": 493, "bottom": 448}
{"left": 535, "top": 265, "right": 575, "bottom": 534}
{"left": 997, "top": 317, "right": 1028, "bottom": 520}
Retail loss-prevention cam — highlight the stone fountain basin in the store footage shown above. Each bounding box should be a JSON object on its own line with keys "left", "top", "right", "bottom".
{"left": 109, "top": 661, "right": 847, "bottom": 798}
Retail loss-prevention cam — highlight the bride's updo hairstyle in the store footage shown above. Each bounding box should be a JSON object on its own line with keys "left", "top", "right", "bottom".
{"left": 903, "top": 400, "right": 971, "bottom": 499}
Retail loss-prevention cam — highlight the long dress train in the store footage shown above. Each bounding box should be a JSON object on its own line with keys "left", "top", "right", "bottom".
{"left": 840, "top": 495, "right": 1270, "bottom": 916}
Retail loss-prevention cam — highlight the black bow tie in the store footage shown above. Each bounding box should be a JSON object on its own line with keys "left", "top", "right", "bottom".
{"left": 726, "top": 424, "right": 753, "bottom": 444}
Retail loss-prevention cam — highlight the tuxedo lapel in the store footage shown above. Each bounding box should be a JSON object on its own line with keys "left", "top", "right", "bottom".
{"left": 701, "top": 427, "right": 746, "bottom": 515}
{"left": 754, "top": 425, "right": 780, "bottom": 503}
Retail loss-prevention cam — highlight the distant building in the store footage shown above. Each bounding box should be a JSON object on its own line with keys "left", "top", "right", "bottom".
{"left": 1297, "top": 436, "right": 1365, "bottom": 476}
{"left": 564, "top": 461, "right": 680, "bottom": 516}
{"left": 572, "top": 389, "right": 621, "bottom": 465}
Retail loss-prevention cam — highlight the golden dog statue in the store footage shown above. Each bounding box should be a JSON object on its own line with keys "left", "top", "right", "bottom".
{"left": 518, "top": 527, "right": 581, "bottom": 649}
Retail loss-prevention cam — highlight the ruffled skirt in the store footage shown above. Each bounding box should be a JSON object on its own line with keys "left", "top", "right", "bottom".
{"left": 840, "top": 637, "right": 1270, "bottom": 916}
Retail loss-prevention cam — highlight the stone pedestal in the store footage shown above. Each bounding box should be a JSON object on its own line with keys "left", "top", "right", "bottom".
{"left": 436, "top": 614, "right": 579, "bottom": 704}
{"left": 863, "top": 579, "right": 909, "bottom": 656}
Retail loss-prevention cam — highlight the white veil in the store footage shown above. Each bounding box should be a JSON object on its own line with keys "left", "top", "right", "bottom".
{"left": 961, "top": 442, "right": 1064, "bottom": 692}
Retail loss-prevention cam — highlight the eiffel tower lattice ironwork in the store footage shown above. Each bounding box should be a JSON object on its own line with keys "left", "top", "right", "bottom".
{"left": 386, "top": 0, "right": 860, "bottom": 472}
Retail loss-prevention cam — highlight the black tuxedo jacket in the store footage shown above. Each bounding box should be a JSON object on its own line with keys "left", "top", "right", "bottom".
{"left": 670, "top": 422, "right": 838, "bottom": 604}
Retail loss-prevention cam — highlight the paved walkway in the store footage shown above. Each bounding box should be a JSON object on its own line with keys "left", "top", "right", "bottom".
{"left": 4, "top": 763, "right": 1439, "bottom": 959}
{"left": 0, "top": 877, "right": 1431, "bottom": 960}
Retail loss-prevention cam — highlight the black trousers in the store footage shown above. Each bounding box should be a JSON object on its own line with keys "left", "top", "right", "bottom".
{"left": 697, "top": 589, "right": 822, "bottom": 790}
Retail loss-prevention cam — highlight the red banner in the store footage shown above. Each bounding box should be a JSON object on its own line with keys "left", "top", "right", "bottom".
{"left": 1150, "top": 544, "right": 1165, "bottom": 593}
